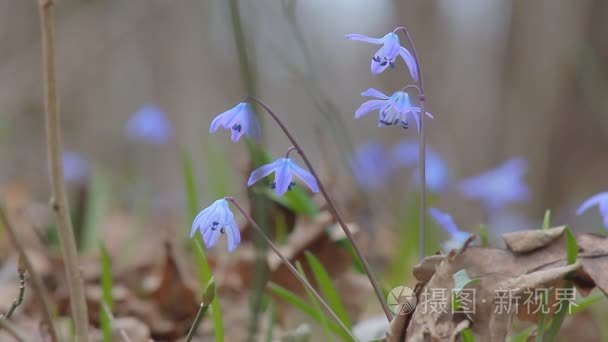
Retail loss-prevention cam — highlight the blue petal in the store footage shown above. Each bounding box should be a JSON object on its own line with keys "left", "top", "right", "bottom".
{"left": 399, "top": 47, "right": 419, "bottom": 81}
{"left": 429, "top": 208, "right": 460, "bottom": 237}
{"left": 210, "top": 105, "right": 240, "bottom": 133}
{"left": 355, "top": 99, "right": 387, "bottom": 118}
{"left": 288, "top": 159, "right": 319, "bottom": 193}
{"left": 576, "top": 192, "right": 608, "bottom": 215}
{"left": 370, "top": 46, "right": 392, "bottom": 75}
{"left": 247, "top": 159, "right": 283, "bottom": 186}
{"left": 274, "top": 159, "right": 293, "bottom": 196}
{"left": 345, "top": 34, "right": 383, "bottom": 44}
{"left": 225, "top": 219, "right": 241, "bottom": 253}
{"left": 361, "top": 88, "right": 389, "bottom": 99}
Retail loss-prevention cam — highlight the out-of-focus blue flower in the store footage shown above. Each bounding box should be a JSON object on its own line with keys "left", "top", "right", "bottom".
{"left": 62, "top": 151, "right": 89, "bottom": 184}
{"left": 125, "top": 105, "right": 172, "bottom": 145}
{"left": 350, "top": 142, "right": 394, "bottom": 191}
{"left": 345, "top": 32, "right": 418, "bottom": 79}
{"left": 391, "top": 140, "right": 449, "bottom": 192}
{"left": 190, "top": 199, "right": 241, "bottom": 252}
{"left": 210, "top": 102, "right": 261, "bottom": 142}
{"left": 458, "top": 157, "right": 529, "bottom": 212}
{"left": 355, "top": 89, "right": 432, "bottom": 131}
{"left": 576, "top": 192, "right": 608, "bottom": 230}
{"left": 247, "top": 158, "right": 319, "bottom": 196}
{"left": 429, "top": 208, "right": 470, "bottom": 252}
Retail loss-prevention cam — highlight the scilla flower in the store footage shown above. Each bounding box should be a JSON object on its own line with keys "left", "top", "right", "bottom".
{"left": 392, "top": 140, "right": 449, "bottom": 192}
{"left": 210, "top": 102, "right": 261, "bottom": 142}
{"left": 248, "top": 157, "right": 319, "bottom": 196}
{"left": 458, "top": 157, "right": 530, "bottom": 212}
{"left": 125, "top": 104, "right": 172, "bottom": 145}
{"left": 576, "top": 192, "right": 608, "bottom": 230}
{"left": 429, "top": 208, "right": 471, "bottom": 252}
{"left": 191, "top": 199, "right": 241, "bottom": 252}
{"left": 355, "top": 89, "right": 432, "bottom": 131}
{"left": 350, "top": 142, "right": 394, "bottom": 191}
{"left": 345, "top": 32, "right": 418, "bottom": 79}
{"left": 62, "top": 151, "right": 89, "bottom": 185}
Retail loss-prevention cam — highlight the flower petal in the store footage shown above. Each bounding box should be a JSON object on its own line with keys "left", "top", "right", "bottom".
{"left": 370, "top": 47, "right": 392, "bottom": 75}
{"left": 577, "top": 192, "right": 608, "bottom": 215}
{"left": 225, "top": 219, "right": 241, "bottom": 253}
{"left": 361, "top": 88, "right": 389, "bottom": 99}
{"left": 399, "top": 47, "right": 419, "bottom": 81}
{"left": 210, "top": 106, "right": 239, "bottom": 133}
{"left": 355, "top": 99, "right": 387, "bottom": 119}
{"left": 247, "top": 159, "right": 282, "bottom": 186}
{"left": 288, "top": 160, "right": 319, "bottom": 193}
{"left": 345, "top": 34, "right": 383, "bottom": 44}
{"left": 429, "top": 208, "right": 460, "bottom": 236}
{"left": 274, "top": 159, "right": 293, "bottom": 196}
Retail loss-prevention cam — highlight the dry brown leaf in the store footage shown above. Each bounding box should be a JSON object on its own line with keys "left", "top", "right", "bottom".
{"left": 503, "top": 226, "right": 566, "bottom": 253}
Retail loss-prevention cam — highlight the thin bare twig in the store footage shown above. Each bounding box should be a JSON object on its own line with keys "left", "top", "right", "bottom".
{"left": 0, "top": 207, "right": 58, "bottom": 342}
{"left": 1, "top": 258, "right": 25, "bottom": 319}
{"left": 37, "top": 0, "right": 89, "bottom": 340}
{"left": 0, "top": 317, "right": 27, "bottom": 342}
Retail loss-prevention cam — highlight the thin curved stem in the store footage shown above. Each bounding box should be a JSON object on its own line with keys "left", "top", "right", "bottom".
{"left": 397, "top": 27, "right": 427, "bottom": 260}
{"left": 247, "top": 97, "right": 393, "bottom": 321}
{"left": 226, "top": 197, "right": 357, "bottom": 340}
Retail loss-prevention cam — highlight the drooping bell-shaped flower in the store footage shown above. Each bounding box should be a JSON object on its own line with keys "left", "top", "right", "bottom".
{"left": 355, "top": 89, "right": 432, "bottom": 131}
{"left": 125, "top": 104, "right": 173, "bottom": 145}
{"left": 346, "top": 32, "right": 418, "bottom": 79}
{"left": 458, "top": 157, "right": 530, "bottom": 213}
{"left": 210, "top": 102, "right": 261, "bottom": 142}
{"left": 190, "top": 199, "right": 241, "bottom": 252}
{"left": 576, "top": 192, "right": 608, "bottom": 230}
{"left": 248, "top": 158, "right": 319, "bottom": 196}
{"left": 429, "top": 208, "right": 471, "bottom": 252}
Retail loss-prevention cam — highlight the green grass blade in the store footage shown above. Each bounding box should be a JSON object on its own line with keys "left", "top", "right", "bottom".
{"left": 265, "top": 300, "right": 277, "bottom": 342}
{"left": 564, "top": 226, "right": 578, "bottom": 264}
{"left": 461, "top": 328, "right": 475, "bottom": 342}
{"left": 544, "top": 227, "right": 577, "bottom": 341}
{"left": 542, "top": 210, "right": 551, "bottom": 230}
{"left": 304, "top": 252, "right": 352, "bottom": 328}
{"left": 99, "top": 242, "right": 113, "bottom": 342}
{"left": 182, "top": 150, "right": 224, "bottom": 342}
{"left": 569, "top": 292, "right": 604, "bottom": 315}
{"left": 80, "top": 172, "right": 109, "bottom": 251}
{"left": 295, "top": 262, "right": 333, "bottom": 342}
{"left": 509, "top": 325, "right": 535, "bottom": 342}
{"left": 267, "top": 283, "right": 352, "bottom": 341}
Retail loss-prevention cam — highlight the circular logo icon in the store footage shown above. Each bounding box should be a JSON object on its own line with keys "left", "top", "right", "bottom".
{"left": 387, "top": 286, "right": 416, "bottom": 315}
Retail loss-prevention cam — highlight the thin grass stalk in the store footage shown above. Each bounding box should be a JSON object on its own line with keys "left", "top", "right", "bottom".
{"left": 226, "top": 197, "right": 357, "bottom": 341}
{"left": 37, "top": 0, "right": 89, "bottom": 339}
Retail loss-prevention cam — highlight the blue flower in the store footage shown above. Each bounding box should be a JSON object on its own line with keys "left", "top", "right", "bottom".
{"left": 355, "top": 89, "right": 432, "bottom": 131}
{"left": 345, "top": 32, "right": 418, "bottom": 79}
{"left": 210, "top": 102, "right": 261, "bottom": 142}
{"left": 190, "top": 199, "right": 241, "bottom": 252}
{"left": 62, "top": 151, "right": 89, "bottom": 184}
{"left": 576, "top": 192, "right": 608, "bottom": 230}
{"left": 458, "top": 157, "right": 530, "bottom": 212}
{"left": 350, "top": 142, "right": 394, "bottom": 191}
{"left": 125, "top": 105, "right": 172, "bottom": 145}
{"left": 392, "top": 140, "right": 448, "bottom": 192}
{"left": 247, "top": 158, "right": 319, "bottom": 196}
{"left": 429, "top": 208, "right": 470, "bottom": 252}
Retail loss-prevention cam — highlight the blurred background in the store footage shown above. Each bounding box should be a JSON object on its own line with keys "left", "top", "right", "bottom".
{"left": 1, "top": 0, "right": 608, "bottom": 340}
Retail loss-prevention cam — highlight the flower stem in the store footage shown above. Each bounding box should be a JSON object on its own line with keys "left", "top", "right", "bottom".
{"left": 398, "top": 26, "right": 427, "bottom": 260}
{"left": 0, "top": 206, "right": 59, "bottom": 342}
{"left": 226, "top": 197, "right": 357, "bottom": 340}
{"left": 247, "top": 98, "right": 393, "bottom": 321}
{"left": 185, "top": 277, "right": 215, "bottom": 342}
{"left": 37, "top": 1, "right": 89, "bottom": 339}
